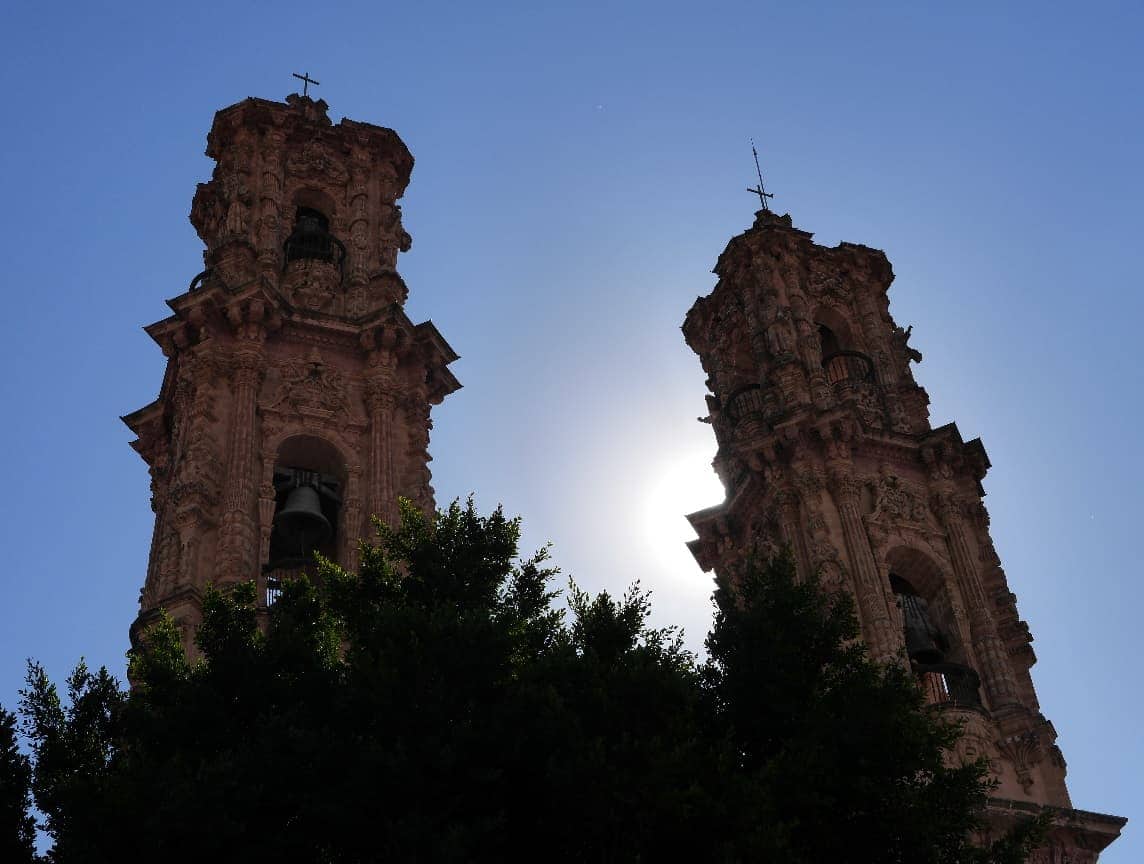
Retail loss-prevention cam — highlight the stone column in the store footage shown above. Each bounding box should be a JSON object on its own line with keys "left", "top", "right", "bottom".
{"left": 829, "top": 472, "right": 899, "bottom": 660}
{"left": 340, "top": 467, "right": 363, "bottom": 571}
{"left": 258, "top": 133, "right": 284, "bottom": 272}
{"left": 134, "top": 414, "right": 171, "bottom": 610}
{"left": 256, "top": 472, "right": 277, "bottom": 607}
{"left": 364, "top": 347, "right": 399, "bottom": 528}
{"left": 405, "top": 392, "right": 435, "bottom": 513}
{"left": 217, "top": 326, "right": 265, "bottom": 584}
{"left": 934, "top": 492, "right": 1020, "bottom": 712}
{"left": 775, "top": 487, "right": 812, "bottom": 582}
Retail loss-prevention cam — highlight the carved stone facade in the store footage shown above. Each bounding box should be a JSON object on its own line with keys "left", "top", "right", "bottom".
{"left": 124, "top": 94, "right": 459, "bottom": 652}
{"left": 683, "top": 210, "right": 1124, "bottom": 859}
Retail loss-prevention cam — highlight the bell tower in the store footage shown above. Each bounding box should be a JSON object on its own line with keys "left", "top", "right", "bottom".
{"left": 683, "top": 209, "right": 1124, "bottom": 860}
{"left": 123, "top": 92, "right": 460, "bottom": 648}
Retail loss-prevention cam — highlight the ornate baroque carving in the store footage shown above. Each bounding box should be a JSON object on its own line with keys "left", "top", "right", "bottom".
{"left": 286, "top": 139, "right": 349, "bottom": 184}
{"left": 265, "top": 349, "right": 349, "bottom": 417}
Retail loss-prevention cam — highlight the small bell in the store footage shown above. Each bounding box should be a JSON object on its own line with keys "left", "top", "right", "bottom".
{"left": 899, "top": 592, "right": 945, "bottom": 665}
{"left": 275, "top": 484, "right": 331, "bottom": 554}
{"left": 284, "top": 207, "right": 334, "bottom": 262}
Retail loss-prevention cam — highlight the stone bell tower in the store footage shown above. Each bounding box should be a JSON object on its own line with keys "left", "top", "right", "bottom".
{"left": 123, "top": 92, "right": 460, "bottom": 648}
{"left": 683, "top": 209, "right": 1124, "bottom": 860}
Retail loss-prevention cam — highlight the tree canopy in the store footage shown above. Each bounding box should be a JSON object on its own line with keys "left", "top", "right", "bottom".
{"left": 5, "top": 499, "right": 1041, "bottom": 862}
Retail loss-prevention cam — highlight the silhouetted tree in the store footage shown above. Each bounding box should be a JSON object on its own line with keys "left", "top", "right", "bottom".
{"left": 0, "top": 707, "right": 35, "bottom": 863}
{"left": 6, "top": 499, "right": 1041, "bottom": 862}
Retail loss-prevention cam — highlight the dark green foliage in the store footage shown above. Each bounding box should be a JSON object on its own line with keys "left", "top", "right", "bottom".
{"left": 8, "top": 499, "right": 1041, "bottom": 862}
{"left": 704, "top": 552, "right": 1044, "bottom": 863}
{"left": 17, "top": 661, "right": 123, "bottom": 863}
{"left": 0, "top": 707, "right": 36, "bottom": 863}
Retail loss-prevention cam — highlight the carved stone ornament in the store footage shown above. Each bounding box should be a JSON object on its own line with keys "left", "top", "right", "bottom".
{"left": 806, "top": 510, "right": 844, "bottom": 576}
{"left": 286, "top": 139, "right": 349, "bottom": 184}
{"left": 283, "top": 258, "right": 339, "bottom": 312}
{"left": 869, "top": 472, "right": 932, "bottom": 527}
{"left": 709, "top": 299, "right": 744, "bottom": 357}
{"left": 952, "top": 712, "right": 997, "bottom": 775}
{"left": 220, "top": 171, "right": 252, "bottom": 235}
{"left": 997, "top": 731, "right": 1045, "bottom": 794}
{"left": 265, "top": 349, "right": 349, "bottom": 417}
{"left": 746, "top": 511, "right": 783, "bottom": 564}
{"left": 807, "top": 258, "right": 845, "bottom": 298}
{"left": 853, "top": 383, "right": 885, "bottom": 429}
{"left": 887, "top": 395, "right": 914, "bottom": 434}
{"left": 346, "top": 284, "right": 370, "bottom": 318}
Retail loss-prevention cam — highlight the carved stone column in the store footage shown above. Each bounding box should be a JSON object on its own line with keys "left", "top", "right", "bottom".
{"left": 403, "top": 391, "right": 434, "bottom": 513}
{"left": 774, "top": 486, "right": 811, "bottom": 582}
{"left": 934, "top": 491, "right": 1021, "bottom": 712}
{"left": 140, "top": 439, "right": 170, "bottom": 610}
{"left": 340, "top": 466, "right": 364, "bottom": 571}
{"left": 217, "top": 326, "right": 265, "bottom": 584}
{"left": 257, "top": 132, "right": 284, "bottom": 272}
{"left": 828, "top": 471, "right": 899, "bottom": 660}
{"left": 256, "top": 474, "right": 277, "bottom": 606}
{"left": 364, "top": 346, "right": 399, "bottom": 528}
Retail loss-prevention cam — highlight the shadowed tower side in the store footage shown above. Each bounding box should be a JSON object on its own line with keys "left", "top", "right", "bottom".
{"left": 682, "top": 207, "right": 1124, "bottom": 861}
{"left": 123, "top": 92, "right": 460, "bottom": 652}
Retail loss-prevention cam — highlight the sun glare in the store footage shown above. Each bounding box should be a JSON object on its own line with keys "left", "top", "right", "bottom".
{"left": 642, "top": 450, "right": 725, "bottom": 572}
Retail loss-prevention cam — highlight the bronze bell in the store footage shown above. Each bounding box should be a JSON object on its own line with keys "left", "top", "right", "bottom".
{"left": 899, "top": 592, "right": 945, "bottom": 665}
{"left": 298, "top": 212, "right": 323, "bottom": 236}
{"left": 284, "top": 208, "right": 334, "bottom": 263}
{"left": 275, "top": 484, "right": 331, "bottom": 552}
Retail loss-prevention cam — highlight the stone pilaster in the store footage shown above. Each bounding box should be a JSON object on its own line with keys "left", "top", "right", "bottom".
{"left": 774, "top": 486, "right": 811, "bottom": 582}
{"left": 364, "top": 345, "right": 399, "bottom": 528}
{"left": 340, "top": 466, "right": 364, "bottom": 571}
{"left": 216, "top": 320, "right": 265, "bottom": 584}
{"left": 933, "top": 491, "right": 1021, "bottom": 713}
{"left": 828, "top": 470, "right": 898, "bottom": 660}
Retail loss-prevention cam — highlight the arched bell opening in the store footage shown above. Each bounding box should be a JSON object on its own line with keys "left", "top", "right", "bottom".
{"left": 814, "top": 306, "right": 874, "bottom": 386}
{"left": 813, "top": 306, "right": 853, "bottom": 354}
{"left": 283, "top": 205, "right": 346, "bottom": 273}
{"left": 265, "top": 435, "right": 347, "bottom": 601}
{"left": 890, "top": 575, "right": 949, "bottom": 665}
{"left": 886, "top": 547, "right": 982, "bottom": 710}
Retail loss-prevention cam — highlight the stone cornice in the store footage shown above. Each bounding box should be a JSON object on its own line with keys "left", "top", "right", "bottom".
{"left": 140, "top": 279, "right": 460, "bottom": 394}
{"left": 987, "top": 797, "right": 1127, "bottom": 851}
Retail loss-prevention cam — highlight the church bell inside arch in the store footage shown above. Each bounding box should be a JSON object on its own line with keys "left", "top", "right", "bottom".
{"left": 268, "top": 467, "right": 341, "bottom": 570}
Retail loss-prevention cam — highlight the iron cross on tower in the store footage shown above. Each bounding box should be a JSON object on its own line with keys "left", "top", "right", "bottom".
{"left": 292, "top": 71, "right": 320, "bottom": 97}
{"left": 747, "top": 140, "right": 774, "bottom": 213}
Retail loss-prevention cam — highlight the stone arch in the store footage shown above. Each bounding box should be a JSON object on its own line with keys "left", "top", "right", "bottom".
{"left": 259, "top": 426, "right": 364, "bottom": 576}
{"left": 885, "top": 545, "right": 945, "bottom": 598}
{"left": 812, "top": 303, "right": 855, "bottom": 353}
{"left": 276, "top": 433, "right": 346, "bottom": 478}
{"left": 884, "top": 544, "right": 969, "bottom": 666}
{"left": 262, "top": 424, "right": 362, "bottom": 487}
{"left": 263, "top": 421, "right": 361, "bottom": 473}
{"left": 884, "top": 543, "right": 987, "bottom": 709}
{"left": 290, "top": 186, "right": 339, "bottom": 220}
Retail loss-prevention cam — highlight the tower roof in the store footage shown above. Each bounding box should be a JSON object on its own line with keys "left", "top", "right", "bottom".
{"left": 205, "top": 94, "right": 414, "bottom": 188}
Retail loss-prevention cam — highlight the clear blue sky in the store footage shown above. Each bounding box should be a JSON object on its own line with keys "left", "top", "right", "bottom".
{"left": 1, "top": 0, "right": 1139, "bottom": 856}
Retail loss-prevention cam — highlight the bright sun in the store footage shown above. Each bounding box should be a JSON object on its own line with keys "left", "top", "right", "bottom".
{"left": 642, "top": 449, "right": 726, "bottom": 571}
